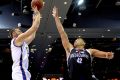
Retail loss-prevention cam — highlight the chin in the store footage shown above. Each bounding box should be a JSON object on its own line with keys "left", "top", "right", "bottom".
{"left": 74, "top": 45, "right": 77, "bottom": 48}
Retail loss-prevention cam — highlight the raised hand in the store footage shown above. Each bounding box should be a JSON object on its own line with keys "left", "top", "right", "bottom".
{"left": 107, "top": 52, "right": 114, "bottom": 59}
{"left": 52, "top": 6, "right": 59, "bottom": 18}
{"left": 32, "top": 7, "right": 42, "bottom": 21}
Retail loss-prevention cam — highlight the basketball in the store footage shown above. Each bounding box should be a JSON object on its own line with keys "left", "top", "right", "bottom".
{"left": 31, "top": 0, "right": 43, "bottom": 10}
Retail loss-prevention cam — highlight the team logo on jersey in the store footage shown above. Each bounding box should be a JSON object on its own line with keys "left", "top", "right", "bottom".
{"left": 69, "top": 53, "right": 89, "bottom": 59}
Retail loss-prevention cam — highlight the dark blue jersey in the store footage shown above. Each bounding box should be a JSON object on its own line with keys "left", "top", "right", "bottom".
{"left": 68, "top": 48, "right": 93, "bottom": 80}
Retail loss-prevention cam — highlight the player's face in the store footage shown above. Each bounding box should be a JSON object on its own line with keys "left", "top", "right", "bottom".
{"left": 74, "top": 38, "right": 85, "bottom": 47}
{"left": 14, "top": 28, "right": 22, "bottom": 36}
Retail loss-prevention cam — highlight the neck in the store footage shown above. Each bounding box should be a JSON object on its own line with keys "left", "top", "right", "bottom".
{"left": 75, "top": 46, "right": 84, "bottom": 50}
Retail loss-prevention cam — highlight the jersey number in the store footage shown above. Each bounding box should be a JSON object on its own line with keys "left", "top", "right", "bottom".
{"left": 77, "top": 58, "right": 82, "bottom": 64}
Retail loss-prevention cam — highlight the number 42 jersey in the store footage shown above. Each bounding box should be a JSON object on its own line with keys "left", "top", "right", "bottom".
{"left": 68, "top": 48, "right": 93, "bottom": 80}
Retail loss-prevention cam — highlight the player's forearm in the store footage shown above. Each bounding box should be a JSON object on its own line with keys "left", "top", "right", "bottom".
{"left": 54, "top": 17, "right": 64, "bottom": 32}
{"left": 54, "top": 17, "right": 67, "bottom": 37}
{"left": 32, "top": 14, "right": 41, "bottom": 30}
{"left": 99, "top": 51, "right": 113, "bottom": 59}
{"left": 23, "top": 15, "right": 40, "bottom": 38}
{"left": 92, "top": 49, "right": 114, "bottom": 59}
{"left": 54, "top": 16, "right": 70, "bottom": 45}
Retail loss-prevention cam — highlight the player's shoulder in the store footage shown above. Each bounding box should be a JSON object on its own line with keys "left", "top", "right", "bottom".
{"left": 86, "top": 49, "right": 92, "bottom": 55}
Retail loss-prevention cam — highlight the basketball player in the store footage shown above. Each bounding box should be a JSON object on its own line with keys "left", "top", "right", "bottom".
{"left": 52, "top": 6, "right": 114, "bottom": 80}
{"left": 10, "top": 7, "right": 41, "bottom": 80}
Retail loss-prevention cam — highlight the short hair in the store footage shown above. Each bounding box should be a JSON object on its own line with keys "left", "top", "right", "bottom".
{"left": 9, "top": 27, "right": 20, "bottom": 38}
{"left": 76, "top": 37, "right": 86, "bottom": 46}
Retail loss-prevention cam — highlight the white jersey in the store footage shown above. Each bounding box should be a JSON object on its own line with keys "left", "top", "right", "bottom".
{"left": 11, "top": 38, "right": 31, "bottom": 80}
